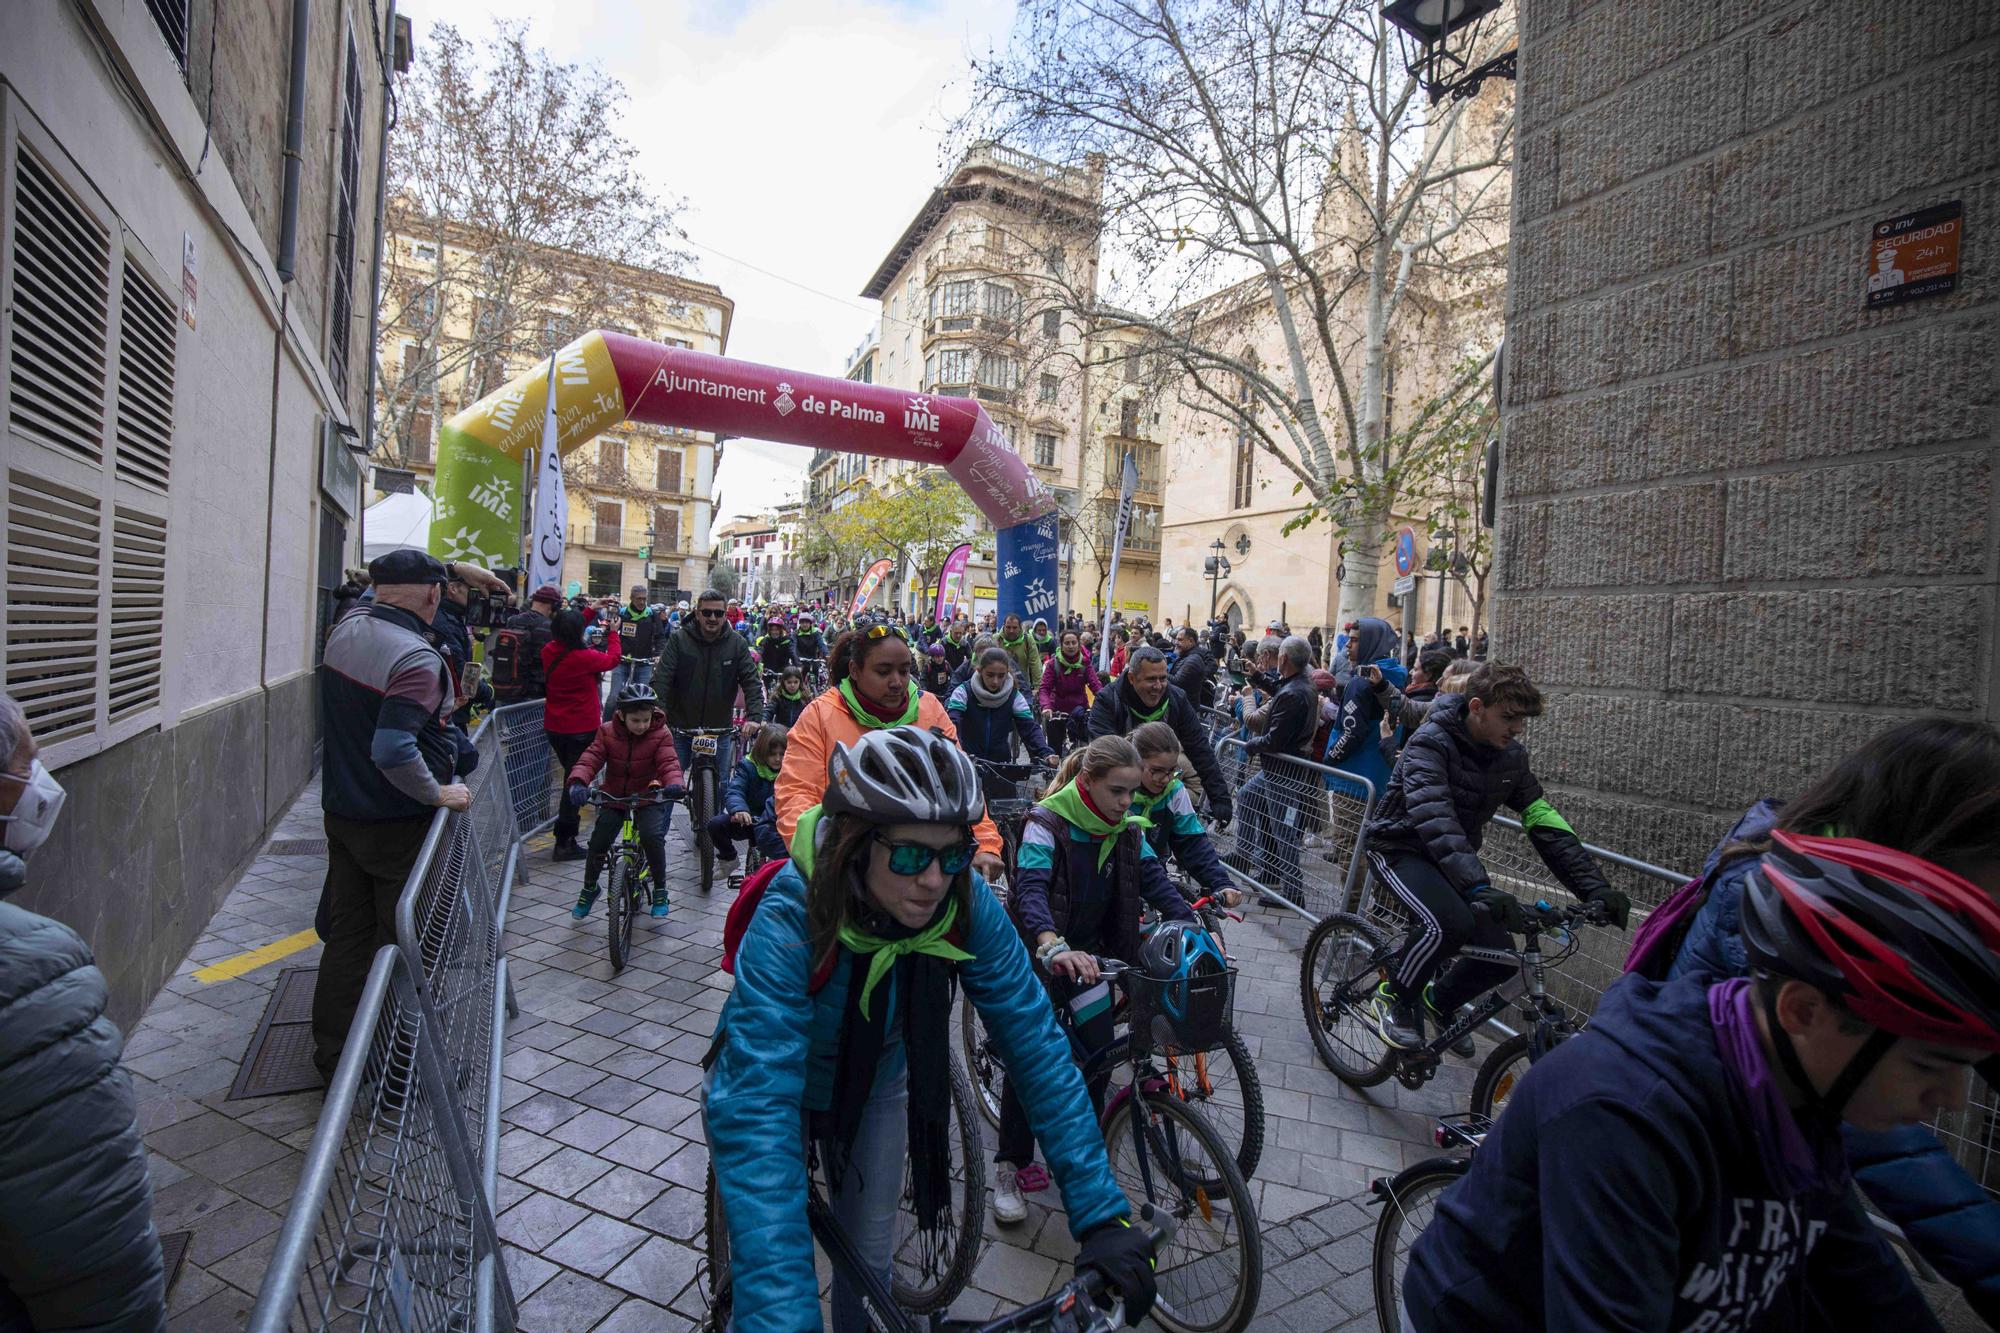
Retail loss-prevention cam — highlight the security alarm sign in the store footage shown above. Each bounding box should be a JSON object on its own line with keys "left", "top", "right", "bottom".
{"left": 1866, "top": 200, "right": 1961, "bottom": 309}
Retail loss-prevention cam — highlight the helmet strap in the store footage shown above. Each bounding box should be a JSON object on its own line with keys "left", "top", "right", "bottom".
{"left": 1760, "top": 983, "right": 1898, "bottom": 1119}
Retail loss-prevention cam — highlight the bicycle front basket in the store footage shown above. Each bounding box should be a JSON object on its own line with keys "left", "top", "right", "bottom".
{"left": 1127, "top": 965, "right": 1236, "bottom": 1053}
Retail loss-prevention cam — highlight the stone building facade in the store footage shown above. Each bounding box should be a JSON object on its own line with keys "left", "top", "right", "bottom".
{"left": 1494, "top": 0, "right": 1999, "bottom": 875}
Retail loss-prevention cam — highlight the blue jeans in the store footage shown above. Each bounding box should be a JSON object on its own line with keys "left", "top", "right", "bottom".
{"left": 1236, "top": 769, "right": 1303, "bottom": 898}
{"left": 673, "top": 730, "right": 735, "bottom": 790}
{"left": 603, "top": 660, "right": 654, "bottom": 719}
{"left": 827, "top": 1060, "right": 909, "bottom": 1333}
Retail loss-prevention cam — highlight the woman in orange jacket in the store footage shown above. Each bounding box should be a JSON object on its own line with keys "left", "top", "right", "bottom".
{"left": 774, "top": 619, "right": 1006, "bottom": 879}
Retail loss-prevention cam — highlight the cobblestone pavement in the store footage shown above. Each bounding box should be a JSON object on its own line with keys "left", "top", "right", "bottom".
{"left": 117, "top": 778, "right": 1493, "bottom": 1331}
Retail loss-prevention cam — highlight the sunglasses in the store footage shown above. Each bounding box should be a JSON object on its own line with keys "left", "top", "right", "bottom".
{"left": 877, "top": 835, "right": 976, "bottom": 877}
{"left": 856, "top": 622, "right": 897, "bottom": 640}
{"left": 697, "top": 608, "right": 726, "bottom": 618}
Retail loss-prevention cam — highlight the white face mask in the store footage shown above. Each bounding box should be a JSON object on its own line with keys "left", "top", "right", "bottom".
{"left": 0, "top": 759, "right": 66, "bottom": 857}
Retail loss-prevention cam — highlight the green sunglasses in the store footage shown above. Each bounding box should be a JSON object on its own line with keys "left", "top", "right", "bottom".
{"left": 876, "top": 834, "right": 976, "bottom": 877}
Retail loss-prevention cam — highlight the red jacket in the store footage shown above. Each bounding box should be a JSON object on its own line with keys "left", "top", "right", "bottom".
{"left": 541, "top": 635, "right": 620, "bottom": 734}
{"left": 568, "top": 708, "right": 683, "bottom": 797}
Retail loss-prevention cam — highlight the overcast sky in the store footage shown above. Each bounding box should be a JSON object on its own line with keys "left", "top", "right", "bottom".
{"left": 403, "top": 0, "right": 1017, "bottom": 526}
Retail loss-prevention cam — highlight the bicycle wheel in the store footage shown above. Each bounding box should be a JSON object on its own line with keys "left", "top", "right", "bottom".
{"left": 1371, "top": 1157, "right": 1468, "bottom": 1333}
{"left": 891, "top": 1053, "right": 987, "bottom": 1311}
{"left": 702, "top": 1163, "right": 732, "bottom": 1333}
{"left": 959, "top": 997, "right": 1005, "bottom": 1130}
{"left": 1160, "top": 1029, "right": 1264, "bottom": 1182}
{"left": 606, "top": 851, "right": 635, "bottom": 972}
{"left": 1470, "top": 1031, "right": 1532, "bottom": 1124}
{"left": 1102, "top": 1091, "right": 1262, "bottom": 1333}
{"left": 695, "top": 767, "right": 717, "bottom": 893}
{"left": 1300, "top": 912, "right": 1398, "bottom": 1087}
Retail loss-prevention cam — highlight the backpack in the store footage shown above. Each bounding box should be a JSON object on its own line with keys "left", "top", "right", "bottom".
{"left": 720, "top": 857, "right": 839, "bottom": 991}
{"left": 488, "top": 626, "right": 531, "bottom": 695}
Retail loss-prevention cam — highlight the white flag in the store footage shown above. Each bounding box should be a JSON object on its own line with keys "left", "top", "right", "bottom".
{"left": 526, "top": 355, "right": 566, "bottom": 594}
{"left": 1098, "top": 450, "right": 1140, "bottom": 673}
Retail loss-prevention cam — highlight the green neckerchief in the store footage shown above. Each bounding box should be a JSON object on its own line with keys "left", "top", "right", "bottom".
{"left": 837, "top": 679, "right": 920, "bottom": 729}
{"left": 839, "top": 899, "right": 974, "bottom": 1019}
{"left": 1126, "top": 687, "right": 1169, "bottom": 723}
{"left": 999, "top": 628, "right": 1027, "bottom": 647}
{"left": 1056, "top": 647, "right": 1085, "bottom": 671}
{"left": 1038, "top": 779, "right": 1152, "bottom": 870}
{"left": 778, "top": 687, "right": 804, "bottom": 701}
{"left": 791, "top": 803, "right": 825, "bottom": 873}
{"left": 752, "top": 758, "right": 779, "bottom": 782}
{"left": 1131, "top": 776, "right": 1183, "bottom": 821}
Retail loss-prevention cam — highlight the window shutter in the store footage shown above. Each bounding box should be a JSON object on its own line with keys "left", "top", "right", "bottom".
{"left": 107, "top": 507, "right": 167, "bottom": 721}
{"left": 653, "top": 507, "right": 681, "bottom": 551}
{"left": 8, "top": 150, "right": 111, "bottom": 466}
{"left": 114, "top": 262, "right": 177, "bottom": 492}
{"left": 3, "top": 472, "right": 102, "bottom": 744}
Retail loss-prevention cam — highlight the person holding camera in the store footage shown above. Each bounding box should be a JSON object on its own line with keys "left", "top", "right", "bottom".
{"left": 543, "top": 601, "right": 623, "bottom": 861}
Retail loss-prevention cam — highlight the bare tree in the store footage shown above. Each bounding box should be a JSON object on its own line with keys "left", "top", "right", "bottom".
{"left": 958, "top": 0, "right": 1513, "bottom": 622}
{"left": 1386, "top": 361, "right": 1497, "bottom": 641}
{"left": 374, "top": 21, "right": 688, "bottom": 470}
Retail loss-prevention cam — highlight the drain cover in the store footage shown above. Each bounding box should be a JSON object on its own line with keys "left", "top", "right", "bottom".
{"left": 159, "top": 1230, "right": 192, "bottom": 1296}
{"left": 267, "top": 838, "right": 328, "bottom": 857}
{"left": 228, "top": 968, "right": 324, "bottom": 1099}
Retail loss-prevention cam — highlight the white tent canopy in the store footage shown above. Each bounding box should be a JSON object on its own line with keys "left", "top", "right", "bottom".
{"left": 363, "top": 490, "right": 433, "bottom": 562}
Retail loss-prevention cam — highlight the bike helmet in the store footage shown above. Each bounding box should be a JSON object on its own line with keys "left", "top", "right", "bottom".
{"left": 614, "top": 683, "right": 659, "bottom": 711}
{"left": 926, "top": 642, "right": 946, "bottom": 658}
{"left": 1743, "top": 830, "right": 2000, "bottom": 1114}
{"left": 823, "top": 727, "right": 984, "bottom": 826}
{"left": 1140, "top": 920, "right": 1229, "bottom": 985}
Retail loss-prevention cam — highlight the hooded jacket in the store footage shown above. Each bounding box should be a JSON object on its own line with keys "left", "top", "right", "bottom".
{"left": 1086, "top": 675, "right": 1233, "bottom": 826}
{"left": 705, "top": 862, "right": 1126, "bottom": 1332}
{"left": 1404, "top": 972, "right": 1936, "bottom": 1332}
{"left": 540, "top": 633, "right": 621, "bottom": 736}
{"left": 1321, "top": 617, "right": 1404, "bottom": 800}
{"left": 1010, "top": 808, "right": 1195, "bottom": 962}
{"left": 946, "top": 679, "right": 1054, "bottom": 765}
{"left": 568, "top": 708, "right": 684, "bottom": 798}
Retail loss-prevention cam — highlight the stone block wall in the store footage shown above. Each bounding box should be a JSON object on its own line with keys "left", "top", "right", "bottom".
{"left": 1494, "top": 0, "right": 2000, "bottom": 878}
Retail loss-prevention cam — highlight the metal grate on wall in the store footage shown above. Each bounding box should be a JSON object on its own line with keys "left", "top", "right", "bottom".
{"left": 144, "top": 0, "right": 190, "bottom": 73}
{"left": 107, "top": 508, "right": 167, "bottom": 722}
{"left": 114, "top": 263, "right": 176, "bottom": 492}
{"left": 7, "top": 150, "right": 110, "bottom": 467}
{"left": 3, "top": 473, "right": 102, "bottom": 745}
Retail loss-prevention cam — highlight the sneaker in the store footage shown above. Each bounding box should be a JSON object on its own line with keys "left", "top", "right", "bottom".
{"left": 1425, "top": 983, "right": 1476, "bottom": 1059}
{"left": 1371, "top": 983, "right": 1424, "bottom": 1050}
{"left": 552, "top": 840, "right": 586, "bottom": 863}
{"left": 992, "top": 1163, "right": 1027, "bottom": 1225}
{"left": 572, "top": 881, "right": 601, "bottom": 920}
{"left": 650, "top": 886, "right": 670, "bottom": 919}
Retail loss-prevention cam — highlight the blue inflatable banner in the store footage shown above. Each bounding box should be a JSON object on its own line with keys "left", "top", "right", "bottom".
{"left": 996, "top": 512, "right": 1061, "bottom": 624}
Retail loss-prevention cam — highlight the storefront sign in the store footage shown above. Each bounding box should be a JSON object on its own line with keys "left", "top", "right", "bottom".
{"left": 1867, "top": 201, "right": 1961, "bottom": 308}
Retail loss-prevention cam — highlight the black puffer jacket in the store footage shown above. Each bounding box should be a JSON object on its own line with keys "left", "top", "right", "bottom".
{"left": 1363, "top": 694, "right": 1606, "bottom": 899}
{"left": 0, "top": 852, "right": 165, "bottom": 1331}
{"left": 1169, "top": 644, "right": 1218, "bottom": 709}
{"left": 1087, "top": 677, "right": 1233, "bottom": 826}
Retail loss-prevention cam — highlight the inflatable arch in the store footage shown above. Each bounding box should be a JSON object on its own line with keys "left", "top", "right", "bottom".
{"left": 426, "top": 330, "right": 1062, "bottom": 619}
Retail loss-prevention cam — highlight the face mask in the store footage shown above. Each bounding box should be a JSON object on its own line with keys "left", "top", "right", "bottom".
{"left": 0, "top": 759, "right": 66, "bottom": 857}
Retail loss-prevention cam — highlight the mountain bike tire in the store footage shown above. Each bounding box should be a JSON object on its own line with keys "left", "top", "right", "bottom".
{"left": 1162, "top": 1028, "right": 1264, "bottom": 1183}
{"left": 1470, "top": 1031, "right": 1533, "bottom": 1124}
{"left": 606, "top": 850, "right": 638, "bottom": 973}
{"left": 1371, "top": 1157, "right": 1469, "bottom": 1333}
{"left": 1102, "top": 1092, "right": 1263, "bottom": 1333}
{"left": 1300, "top": 912, "right": 1398, "bottom": 1087}
{"left": 694, "top": 767, "right": 717, "bottom": 893}
{"left": 891, "top": 1053, "right": 987, "bottom": 1312}
{"left": 702, "top": 1163, "right": 731, "bottom": 1333}
{"left": 960, "top": 997, "right": 1004, "bottom": 1130}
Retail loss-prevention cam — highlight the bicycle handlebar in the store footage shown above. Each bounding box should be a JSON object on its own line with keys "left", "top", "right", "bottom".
{"left": 953, "top": 1203, "right": 1178, "bottom": 1333}
{"left": 583, "top": 788, "right": 681, "bottom": 809}
{"left": 1470, "top": 896, "right": 1610, "bottom": 933}
{"left": 972, "top": 757, "right": 1041, "bottom": 780}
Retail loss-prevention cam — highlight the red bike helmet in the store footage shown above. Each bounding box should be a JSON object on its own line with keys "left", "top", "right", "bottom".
{"left": 1743, "top": 830, "right": 2000, "bottom": 1112}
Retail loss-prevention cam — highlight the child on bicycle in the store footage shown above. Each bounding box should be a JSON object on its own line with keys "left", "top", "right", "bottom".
{"left": 704, "top": 727, "right": 1156, "bottom": 1333}
{"left": 1128, "top": 722, "right": 1243, "bottom": 910}
{"left": 566, "top": 683, "right": 683, "bottom": 920}
{"left": 997, "top": 734, "right": 1200, "bottom": 1224}
{"left": 1362, "top": 663, "right": 1627, "bottom": 1052}
{"left": 707, "top": 723, "right": 787, "bottom": 892}
{"left": 1404, "top": 833, "right": 1997, "bottom": 1331}
{"left": 768, "top": 666, "right": 809, "bottom": 728}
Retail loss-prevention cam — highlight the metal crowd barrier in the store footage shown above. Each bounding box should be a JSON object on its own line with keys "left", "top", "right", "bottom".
{"left": 249, "top": 947, "right": 516, "bottom": 1332}
{"left": 1209, "top": 738, "right": 1375, "bottom": 922}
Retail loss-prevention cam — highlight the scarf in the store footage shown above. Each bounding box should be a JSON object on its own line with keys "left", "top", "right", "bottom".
{"left": 999, "top": 628, "right": 1027, "bottom": 648}
{"left": 1708, "top": 977, "right": 1849, "bottom": 1199}
{"left": 1039, "top": 778, "right": 1151, "bottom": 870}
{"left": 751, "top": 758, "right": 779, "bottom": 782}
{"left": 839, "top": 899, "right": 974, "bottom": 1019}
{"left": 838, "top": 679, "right": 920, "bottom": 728}
{"left": 964, "top": 671, "right": 1015, "bottom": 709}
{"left": 1122, "top": 677, "right": 1169, "bottom": 723}
{"left": 778, "top": 687, "right": 804, "bottom": 701}
{"left": 1130, "top": 776, "right": 1183, "bottom": 822}
{"left": 1056, "top": 647, "right": 1086, "bottom": 672}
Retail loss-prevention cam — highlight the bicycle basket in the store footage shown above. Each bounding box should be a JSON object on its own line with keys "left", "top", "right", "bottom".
{"left": 1126, "top": 965, "right": 1236, "bottom": 1053}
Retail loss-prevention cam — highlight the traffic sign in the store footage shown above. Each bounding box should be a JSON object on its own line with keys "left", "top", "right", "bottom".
{"left": 1394, "top": 526, "right": 1418, "bottom": 577}
{"left": 1393, "top": 574, "right": 1416, "bottom": 596}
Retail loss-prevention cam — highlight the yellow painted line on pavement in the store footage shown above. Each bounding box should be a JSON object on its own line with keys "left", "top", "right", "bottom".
{"left": 192, "top": 928, "right": 321, "bottom": 983}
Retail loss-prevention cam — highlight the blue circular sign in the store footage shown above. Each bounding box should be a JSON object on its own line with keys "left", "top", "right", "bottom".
{"left": 1394, "top": 527, "right": 1417, "bottom": 577}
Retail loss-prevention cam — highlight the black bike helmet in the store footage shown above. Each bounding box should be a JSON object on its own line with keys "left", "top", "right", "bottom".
{"left": 615, "top": 683, "right": 659, "bottom": 711}
{"left": 824, "top": 727, "right": 983, "bottom": 826}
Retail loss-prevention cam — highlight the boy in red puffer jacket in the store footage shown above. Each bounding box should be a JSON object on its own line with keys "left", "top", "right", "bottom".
{"left": 566, "top": 684, "right": 684, "bottom": 920}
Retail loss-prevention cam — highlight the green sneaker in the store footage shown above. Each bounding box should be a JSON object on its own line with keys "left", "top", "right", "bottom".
{"left": 1426, "top": 982, "right": 1477, "bottom": 1059}
{"left": 1371, "top": 982, "right": 1423, "bottom": 1050}
{"left": 572, "top": 881, "right": 601, "bottom": 920}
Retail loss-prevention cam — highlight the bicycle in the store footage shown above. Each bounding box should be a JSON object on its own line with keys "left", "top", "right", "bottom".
{"left": 1142, "top": 892, "right": 1265, "bottom": 1183}
{"left": 969, "top": 757, "right": 1043, "bottom": 900}
{"left": 1299, "top": 896, "right": 1610, "bottom": 1106}
{"left": 704, "top": 1166, "right": 1177, "bottom": 1333}
{"left": 1367, "top": 1113, "right": 1486, "bottom": 1333}
{"left": 961, "top": 957, "right": 1263, "bottom": 1333}
{"left": 680, "top": 724, "right": 736, "bottom": 895}
{"left": 799, "top": 655, "right": 828, "bottom": 695}
{"left": 582, "top": 787, "right": 679, "bottom": 973}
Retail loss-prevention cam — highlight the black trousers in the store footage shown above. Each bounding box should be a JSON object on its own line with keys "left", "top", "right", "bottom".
{"left": 312, "top": 811, "right": 434, "bottom": 1080}
{"left": 547, "top": 730, "right": 595, "bottom": 842}
{"left": 995, "top": 970, "right": 1115, "bottom": 1167}
{"left": 1370, "top": 846, "right": 1513, "bottom": 1013}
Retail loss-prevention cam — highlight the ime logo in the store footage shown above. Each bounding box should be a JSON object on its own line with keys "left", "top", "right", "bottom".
{"left": 905, "top": 396, "right": 940, "bottom": 435}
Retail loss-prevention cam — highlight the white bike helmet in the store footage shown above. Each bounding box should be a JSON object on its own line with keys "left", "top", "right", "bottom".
{"left": 824, "top": 727, "right": 983, "bottom": 826}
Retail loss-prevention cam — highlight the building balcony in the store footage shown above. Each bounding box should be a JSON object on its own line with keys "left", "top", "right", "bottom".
{"left": 925, "top": 242, "right": 1032, "bottom": 286}
{"left": 958, "top": 141, "right": 1098, "bottom": 200}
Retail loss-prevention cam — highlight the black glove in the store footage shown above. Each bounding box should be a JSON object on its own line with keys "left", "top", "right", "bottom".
{"left": 566, "top": 782, "right": 590, "bottom": 807}
{"left": 1588, "top": 888, "right": 1632, "bottom": 930}
{"left": 1208, "top": 795, "right": 1233, "bottom": 831}
{"left": 1468, "top": 885, "right": 1525, "bottom": 933}
{"left": 659, "top": 784, "right": 686, "bottom": 802}
{"left": 1077, "top": 1216, "right": 1157, "bottom": 1325}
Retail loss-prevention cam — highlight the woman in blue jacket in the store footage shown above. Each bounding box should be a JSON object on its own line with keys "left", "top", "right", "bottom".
{"left": 703, "top": 728, "right": 1156, "bottom": 1333}
{"left": 1669, "top": 716, "right": 2000, "bottom": 1326}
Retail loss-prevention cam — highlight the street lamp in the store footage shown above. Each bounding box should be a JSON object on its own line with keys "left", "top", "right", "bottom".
{"left": 1203, "top": 537, "right": 1233, "bottom": 620}
{"left": 1380, "top": 0, "right": 1513, "bottom": 105}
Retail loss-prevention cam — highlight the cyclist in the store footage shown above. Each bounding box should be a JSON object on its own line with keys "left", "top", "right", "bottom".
{"left": 793, "top": 614, "right": 826, "bottom": 688}
{"left": 1666, "top": 717, "right": 2000, "bottom": 1323}
{"left": 704, "top": 728, "right": 1158, "bottom": 1333}
{"left": 1038, "top": 628, "right": 1101, "bottom": 755}
{"left": 756, "top": 615, "right": 797, "bottom": 676}
{"left": 1404, "top": 833, "right": 1995, "bottom": 1331}
{"left": 1129, "top": 722, "right": 1243, "bottom": 910}
{"left": 769, "top": 666, "right": 809, "bottom": 729}
{"left": 918, "top": 641, "right": 955, "bottom": 701}
{"left": 708, "top": 723, "right": 788, "bottom": 892}
{"left": 997, "top": 612, "right": 1044, "bottom": 692}
{"left": 657, "top": 588, "right": 764, "bottom": 778}
{"left": 994, "top": 734, "right": 1200, "bottom": 1225}
{"left": 1088, "top": 645, "right": 1234, "bottom": 831}
{"left": 1363, "top": 663, "right": 1627, "bottom": 1051}
{"left": 948, "top": 647, "right": 1058, "bottom": 774}
{"left": 565, "top": 684, "right": 683, "bottom": 920}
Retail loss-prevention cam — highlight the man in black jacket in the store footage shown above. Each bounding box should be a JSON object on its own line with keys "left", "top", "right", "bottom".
{"left": 657, "top": 588, "right": 764, "bottom": 777}
{"left": 1169, "top": 626, "right": 1218, "bottom": 710}
{"left": 603, "top": 584, "right": 665, "bottom": 720}
{"left": 1361, "top": 663, "right": 1625, "bottom": 1050}
{"left": 493, "top": 584, "right": 561, "bottom": 702}
{"left": 1226, "top": 636, "right": 1317, "bottom": 897}
{"left": 1088, "top": 645, "right": 1233, "bottom": 828}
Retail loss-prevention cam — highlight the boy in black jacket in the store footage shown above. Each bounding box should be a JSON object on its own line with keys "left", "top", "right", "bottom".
{"left": 1362, "top": 663, "right": 1626, "bottom": 1050}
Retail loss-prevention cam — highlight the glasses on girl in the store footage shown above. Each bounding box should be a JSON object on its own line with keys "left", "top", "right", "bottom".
{"left": 876, "top": 835, "right": 975, "bottom": 876}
